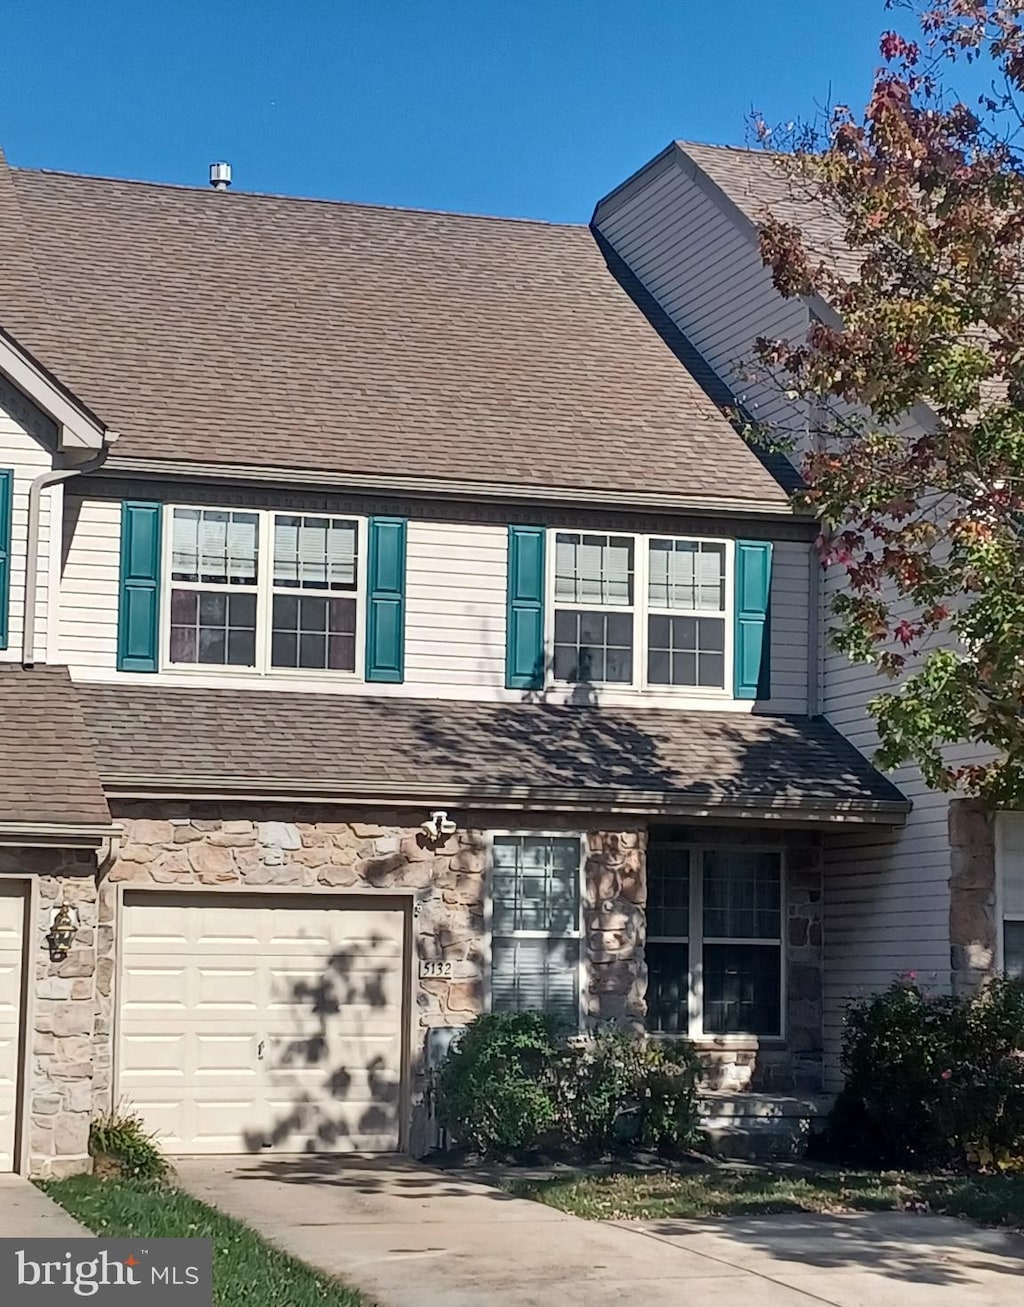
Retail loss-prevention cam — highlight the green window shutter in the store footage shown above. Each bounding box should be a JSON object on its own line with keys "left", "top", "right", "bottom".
{"left": 734, "top": 540, "right": 773, "bottom": 700}
{"left": 365, "top": 516, "right": 406, "bottom": 683}
{"left": 0, "top": 470, "right": 11, "bottom": 650}
{"left": 117, "top": 501, "right": 162, "bottom": 672}
{"left": 505, "top": 526, "right": 546, "bottom": 690}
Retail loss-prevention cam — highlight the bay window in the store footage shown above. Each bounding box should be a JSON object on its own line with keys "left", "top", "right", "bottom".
{"left": 166, "top": 506, "right": 363, "bottom": 675}
{"left": 550, "top": 531, "right": 730, "bottom": 691}
{"left": 489, "top": 835, "right": 582, "bottom": 1026}
{"left": 647, "top": 845, "right": 783, "bottom": 1038}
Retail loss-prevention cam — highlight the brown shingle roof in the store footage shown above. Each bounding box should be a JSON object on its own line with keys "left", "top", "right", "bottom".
{"left": 78, "top": 683, "right": 907, "bottom": 820}
{"left": 678, "top": 141, "right": 860, "bottom": 283}
{"left": 0, "top": 665, "right": 110, "bottom": 828}
{"left": 0, "top": 153, "right": 790, "bottom": 506}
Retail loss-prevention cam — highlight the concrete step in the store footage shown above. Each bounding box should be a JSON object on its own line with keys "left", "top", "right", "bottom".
{"left": 696, "top": 1092, "right": 832, "bottom": 1161}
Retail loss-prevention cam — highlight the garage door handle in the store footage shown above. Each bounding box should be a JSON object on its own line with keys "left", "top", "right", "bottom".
{"left": 256, "top": 1040, "right": 265, "bottom": 1061}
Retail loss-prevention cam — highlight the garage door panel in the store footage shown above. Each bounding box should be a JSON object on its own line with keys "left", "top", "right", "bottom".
{"left": 119, "top": 894, "right": 406, "bottom": 1155}
{"left": 0, "top": 884, "right": 26, "bottom": 1173}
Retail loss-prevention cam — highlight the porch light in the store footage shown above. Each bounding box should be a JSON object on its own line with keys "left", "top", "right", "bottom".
{"left": 46, "top": 903, "right": 78, "bottom": 963}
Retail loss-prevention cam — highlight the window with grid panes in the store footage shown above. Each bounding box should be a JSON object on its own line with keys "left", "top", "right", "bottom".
{"left": 552, "top": 533, "right": 634, "bottom": 684}
{"left": 645, "top": 845, "right": 783, "bottom": 1037}
{"left": 490, "top": 835, "right": 581, "bottom": 1026}
{"left": 647, "top": 540, "right": 727, "bottom": 689}
{"left": 166, "top": 506, "right": 363, "bottom": 675}
{"left": 998, "top": 814, "right": 1024, "bottom": 978}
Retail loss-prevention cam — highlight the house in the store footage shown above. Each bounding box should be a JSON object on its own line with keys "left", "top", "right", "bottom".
{"left": 0, "top": 141, "right": 932, "bottom": 1179}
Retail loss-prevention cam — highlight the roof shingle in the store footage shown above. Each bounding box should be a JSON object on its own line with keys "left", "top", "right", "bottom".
{"left": 78, "top": 683, "right": 907, "bottom": 819}
{"left": 0, "top": 665, "right": 110, "bottom": 827}
{"left": 0, "top": 157, "right": 790, "bottom": 506}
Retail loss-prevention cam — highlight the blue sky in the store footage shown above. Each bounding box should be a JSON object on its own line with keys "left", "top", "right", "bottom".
{"left": 3, "top": 1, "right": 921, "bottom": 222}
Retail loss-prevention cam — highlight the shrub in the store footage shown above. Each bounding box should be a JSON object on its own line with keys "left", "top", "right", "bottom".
{"left": 826, "top": 976, "right": 1024, "bottom": 1169}
{"left": 435, "top": 1011, "right": 564, "bottom": 1156}
{"left": 436, "top": 1015, "right": 702, "bottom": 1159}
{"left": 555, "top": 1028, "right": 702, "bottom": 1155}
{"left": 89, "top": 1105, "right": 169, "bottom": 1182}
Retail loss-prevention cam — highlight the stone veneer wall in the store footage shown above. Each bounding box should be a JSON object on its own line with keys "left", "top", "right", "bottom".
{"left": 98, "top": 804, "right": 647, "bottom": 1147}
{"left": 949, "top": 798, "right": 997, "bottom": 997}
{"left": 0, "top": 849, "right": 99, "bottom": 1179}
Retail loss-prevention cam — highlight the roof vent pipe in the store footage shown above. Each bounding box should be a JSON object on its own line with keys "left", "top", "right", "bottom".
{"left": 209, "top": 162, "right": 232, "bottom": 190}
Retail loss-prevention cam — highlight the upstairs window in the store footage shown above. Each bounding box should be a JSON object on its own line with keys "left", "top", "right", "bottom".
{"left": 165, "top": 506, "right": 363, "bottom": 675}
{"left": 549, "top": 531, "right": 731, "bottom": 692}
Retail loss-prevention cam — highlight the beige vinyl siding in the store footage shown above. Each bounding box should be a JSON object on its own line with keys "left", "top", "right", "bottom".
{"left": 0, "top": 403, "right": 54, "bottom": 663}
{"left": 595, "top": 156, "right": 811, "bottom": 447}
{"left": 59, "top": 495, "right": 121, "bottom": 667}
{"left": 759, "top": 539, "right": 810, "bottom": 715}
{"left": 404, "top": 520, "right": 507, "bottom": 688}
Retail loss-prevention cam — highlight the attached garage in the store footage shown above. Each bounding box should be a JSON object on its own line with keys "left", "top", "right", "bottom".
{"left": 117, "top": 892, "right": 408, "bottom": 1155}
{"left": 0, "top": 882, "right": 27, "bottom": 1173}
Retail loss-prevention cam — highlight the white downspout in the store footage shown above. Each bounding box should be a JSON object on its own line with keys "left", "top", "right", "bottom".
{"left": 22, "top": 450, "right": 108, "bottom": 667}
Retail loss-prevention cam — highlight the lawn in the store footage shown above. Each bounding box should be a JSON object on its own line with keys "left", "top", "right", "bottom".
{"left": 504, "top": 1165, "right": 1024, "bottom": 1227}
{"left": 41, "top": 1176, "right": 370, "bottom": 1307}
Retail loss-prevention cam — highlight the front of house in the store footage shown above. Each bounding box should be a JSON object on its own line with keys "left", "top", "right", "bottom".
{"left": 0, "top": 144, "right": 924, "bottom": 1176}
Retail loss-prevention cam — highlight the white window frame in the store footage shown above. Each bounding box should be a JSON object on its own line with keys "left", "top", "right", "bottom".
{"left": 995, "top": 812, "right": 1024, "bottom": 974}
{"left": 545, "top": 530, "right": 734, "bottom": 696}
{"left": 484, "top": 831, "right": 586, "bottom": 1029}
{"left": 161, "top": 504, "right": 367, "bottom": 679}
{"left": 646, "top": 842, "right": 786, "bottom": 1042}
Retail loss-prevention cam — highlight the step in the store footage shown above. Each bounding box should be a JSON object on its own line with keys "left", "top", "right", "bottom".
{"left": 696, "top": 1092, "right": 832, "bottom": 1161}
{"left": 697, "top": 1092, "right": 832, "bottom": 1123}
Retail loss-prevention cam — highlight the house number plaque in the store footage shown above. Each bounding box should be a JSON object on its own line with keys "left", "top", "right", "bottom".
{"left": 419, "top": 959, "right": 453, "bottom": 978}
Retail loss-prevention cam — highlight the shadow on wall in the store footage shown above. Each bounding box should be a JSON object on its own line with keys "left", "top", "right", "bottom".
{"left": 241, "top": 931, "right": 399, "bottom": 1154}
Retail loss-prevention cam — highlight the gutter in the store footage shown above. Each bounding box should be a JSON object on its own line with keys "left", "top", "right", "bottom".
{"left": 22, "top": 449, "right": 110, "bottom": 666}
{"left": 101, "top": 775, "right": 911, "bottom": 826}
{"left": 97, "top": 455, "right": 803, "bottom": 522}
{"left": 0, "top": 821, "right": 119, "bottom": 850}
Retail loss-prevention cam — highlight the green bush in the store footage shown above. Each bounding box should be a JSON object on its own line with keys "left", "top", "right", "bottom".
{"left": 826, "top": 976, "right": 1024, "bottom": 1169}
{"left": 436, "top": 1015, "right": 702, "bottom": 1159}
{"left": 435, "top": 1012, "right": 564, "bottom": 1156}
{"left": 89, "top": 1105, "right": 169, "bottom": 1182}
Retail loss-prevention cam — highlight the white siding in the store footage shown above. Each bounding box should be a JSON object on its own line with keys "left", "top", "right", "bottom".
{"left": 0, "top": 399, "right": 54, "bottom": 663}
{"left": 597, "top": 151, "right": 959, "bottom": 1081}
{"left": 59, "top": 495, "right": 121, "bottom": 667}
{"left": 404, "top": 520, "right": 507, "bottom": 688}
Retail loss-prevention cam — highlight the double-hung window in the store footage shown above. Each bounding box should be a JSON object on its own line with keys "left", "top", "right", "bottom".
{"left": 167, "top": 506, "right": 362, "bottom": 674}
{"left": 550, "top": 531, "right": 730, "bottom": 692}
{"left": 489, "top": 835, "right": 582, "bottom": 1026}
{"left": 647, "top": 845, "right": 783, "bottom": 1038}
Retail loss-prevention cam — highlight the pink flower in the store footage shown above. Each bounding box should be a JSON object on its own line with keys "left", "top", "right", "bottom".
{"left": 908, "top": 971, "right": 918, "bottom": 981}
{"left": 941, "top": 1069, "right": 953, "bottom": 1081}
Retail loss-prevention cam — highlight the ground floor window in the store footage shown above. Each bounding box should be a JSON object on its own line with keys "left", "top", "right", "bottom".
{"left": 489, "top": 834, "right": 582, "bottom": 1026}
{"left": 998, "top": 814, "right": 1024, "bottom": 978}
{"left": 647, "top": 845, "right": 783, "bottom": 1037}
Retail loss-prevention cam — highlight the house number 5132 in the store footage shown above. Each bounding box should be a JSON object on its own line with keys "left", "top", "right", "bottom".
{"left": 419, "top": 960, "right": 453, "bottom": 978}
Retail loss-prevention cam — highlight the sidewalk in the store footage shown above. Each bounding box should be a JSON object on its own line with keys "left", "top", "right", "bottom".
{"left": 0, "top": 1175, "right": 91, "bottom": 1238}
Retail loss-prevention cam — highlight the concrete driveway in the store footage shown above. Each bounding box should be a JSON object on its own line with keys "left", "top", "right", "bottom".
{"left": 175, "top": 1156, "right": 1024, "bottom": 1307}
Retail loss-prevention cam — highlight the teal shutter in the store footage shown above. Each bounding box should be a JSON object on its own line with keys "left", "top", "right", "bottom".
{"left": 0, "top": 470, "right": 11, "bottom": 650}
{"left": 734, "top": 540, "right": 773, "bottom": 699}
{"left": 365, "top": 516, "right": 406, "bottom": 683}
{"left": 117, "top": 501, "right": 162, "bottom": 672}
{"left": 505, "top": 526, "right": 546, "bottom": 689}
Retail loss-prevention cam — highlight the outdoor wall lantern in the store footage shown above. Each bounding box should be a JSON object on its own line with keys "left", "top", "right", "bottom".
{"left": 46, "top": 902, "right": 78, "bottom": 962}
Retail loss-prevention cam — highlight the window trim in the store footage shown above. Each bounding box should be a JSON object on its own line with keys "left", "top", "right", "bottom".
{"left": 544, "top": 530, "right": 735, "bottom": 696}
{"left": 647, "top": 842, "right": 787, "bottom": 1042}
{"left": 995, "top": 812, "right": 1024, "bottom": 974}
{"left": 484, "top": 830, "right": 586, "bottom": 1029}
{"left": 160, "top": 504, "right": 367, "bottom": 679}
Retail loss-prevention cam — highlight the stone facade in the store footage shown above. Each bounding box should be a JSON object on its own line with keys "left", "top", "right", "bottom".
{"left": 0, "top": 848, "right": 99, "bottom": 1179}
{"left": 949, "top": 798, "right": 998, "bottom": 996}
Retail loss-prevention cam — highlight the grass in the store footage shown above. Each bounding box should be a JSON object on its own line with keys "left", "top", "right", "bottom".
{"left": 41, "top": 1176, "right": 370, "bottom": 1307}
{"left": 504, "top": 1165, "right": 1024, "bottom": 1228}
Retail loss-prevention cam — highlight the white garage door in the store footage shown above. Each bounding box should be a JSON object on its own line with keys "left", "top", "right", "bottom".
{"left": 0, "top": 882, "right": 26, "bottom": 1172}
{"left": 119, "top": 893, "right": 406, "bottom": 1154}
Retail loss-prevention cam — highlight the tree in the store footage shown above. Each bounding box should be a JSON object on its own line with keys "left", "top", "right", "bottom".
{"left": 750, "top": 0, "right": 1024, "bottom": 803}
